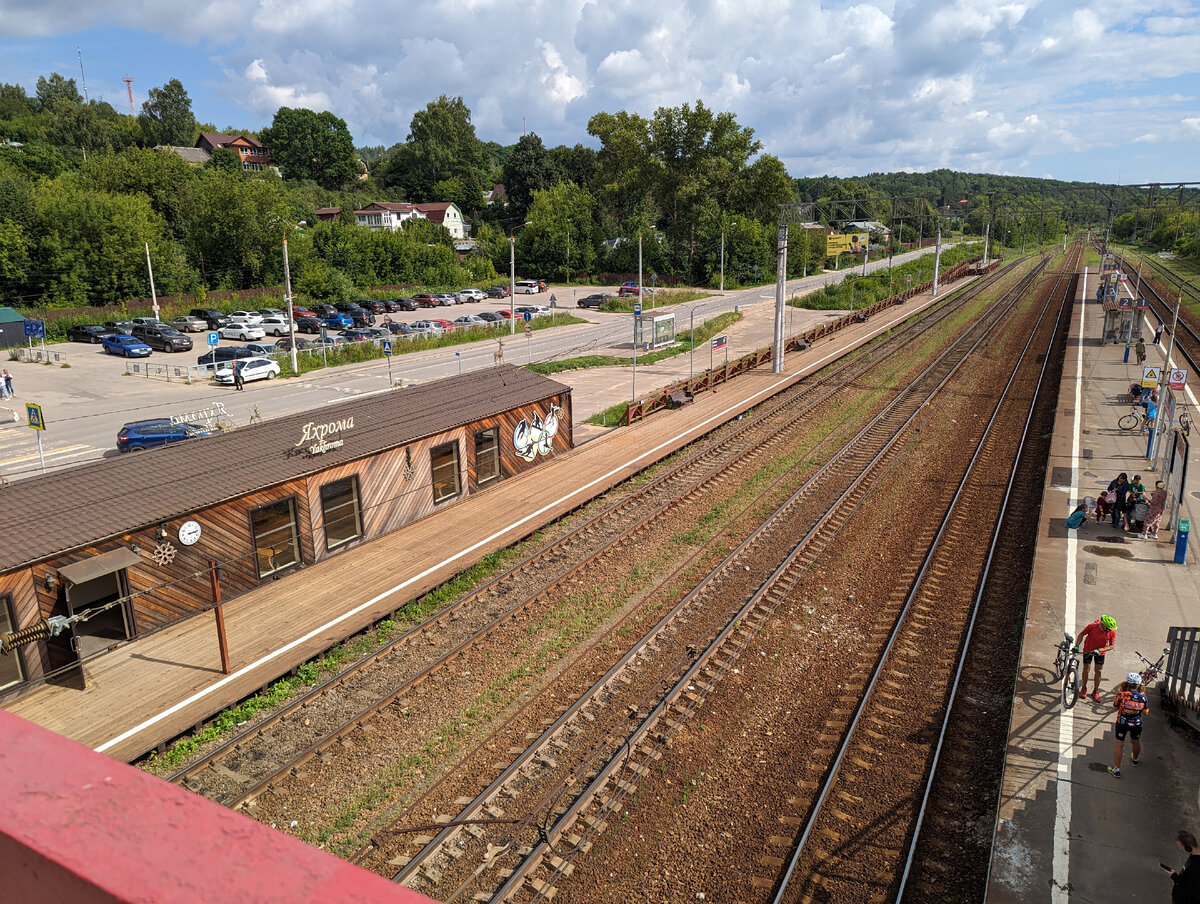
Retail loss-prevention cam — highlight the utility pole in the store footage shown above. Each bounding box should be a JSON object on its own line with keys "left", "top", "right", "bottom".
{"left": 772, "top": 223, "right": 787, "bottom": 374}
{"left": 145, "top": 243, "right": 159, "bottom": 321}
{"left": 720, "top": 229, "right": 725, "bottom": 292}
{"left": 509, "top": 234, "right": 516, "bottom": 336}
{"left": 932, "top": 222, "right": 943, "bottom": 297}
{"left": 283, "top": 238, "right": 298, "bottom": 373}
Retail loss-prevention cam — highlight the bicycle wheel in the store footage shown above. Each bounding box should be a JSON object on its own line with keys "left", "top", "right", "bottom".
{"left": 1063, "top": 665, "right": 1080, "bottom": 709}
{"left": 1119, "top": 413, "right": 1140, "bottom": 430}
{"left": 1053, "top": 646, "right": 1067, "bottom": 680}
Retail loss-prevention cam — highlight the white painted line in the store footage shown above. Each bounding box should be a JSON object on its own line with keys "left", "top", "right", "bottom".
{"left": 94, "top": 300, "right": 926, "bottom": 755}
{"left": 0, "top": 444, "right": 91, "bottom": 466}
{"left": 1052, "top": 270, "right": 1086, "bottom": 902}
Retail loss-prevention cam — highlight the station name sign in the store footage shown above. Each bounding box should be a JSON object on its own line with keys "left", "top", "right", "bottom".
{"left": 170, "top": 401, "right": 227, "bottom": 426}
{"left": 295, "top": 417, "right": 354, "bottom": 455}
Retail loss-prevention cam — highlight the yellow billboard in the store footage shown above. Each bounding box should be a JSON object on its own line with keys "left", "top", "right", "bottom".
{"left": 826, "top": 233, "right": 868, "bottom": 255}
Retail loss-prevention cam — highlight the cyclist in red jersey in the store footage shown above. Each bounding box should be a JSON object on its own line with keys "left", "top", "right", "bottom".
{"left": 1075, "top": 614, "right": 1117, "bottom": 702}
{"left": 1109, "top": 671, "right": 1149, "bottom": 778}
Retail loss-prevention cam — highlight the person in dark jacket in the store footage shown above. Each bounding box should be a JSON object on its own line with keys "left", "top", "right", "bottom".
{"left": 1107, "top": 473, "right": 1130, "bottom": 528}
{"left": 1169, "top": 830, "right": 1200, "bottom": 903}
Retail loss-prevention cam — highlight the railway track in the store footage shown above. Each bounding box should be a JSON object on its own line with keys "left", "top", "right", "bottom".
{"left": 771, "top": 246, "right": 1078, "bottom": 904}
{"left": 162, "top": 267, "right": 1012, "bottom": 808}
{"left": 348, "top": 260, "right": 1049, "bottom": 900}
{"left": 1108, "top": 249, "right": 1200, "bottom": 375}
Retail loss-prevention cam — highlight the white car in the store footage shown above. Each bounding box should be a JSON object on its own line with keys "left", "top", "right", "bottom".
{"left": 259, "top": 316, "right": 293, "bottom": 336}
{"left": 228, "top": 310, "right": 264, "bottom": 326}
{"left": 213, "top": 356, "right": 280, "bottom": 384}
{"left": 243, "top": 342, "right": 280, "bottom": 357}
{"left": 453, "top": 315, "right": 488, "bottom": 329}
{"left": 220, "top": 323, "right": 267, "bottom": 341}
{"left": 515, "top": 280, "right": 540, "bottom": 294}
{"left": 458, "top": 288, "right": 487, "bottom": 303}
{"left": 412, "top": 320, "right": 445, "bottom": 336}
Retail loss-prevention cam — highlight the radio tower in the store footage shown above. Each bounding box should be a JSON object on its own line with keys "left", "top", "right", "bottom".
{"left": 123, "top": 76, "right": 134, "bottom": 115}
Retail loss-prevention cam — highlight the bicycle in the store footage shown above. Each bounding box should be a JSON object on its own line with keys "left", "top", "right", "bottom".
{"left": 1053, "top": 632, "right": 1081, "bottom": 709}
{"left": 1135, "top": 647, "right": 1170, "bottom": 686}
{"left": 1118, "top": 406, "right": 1147, "bottom": 431}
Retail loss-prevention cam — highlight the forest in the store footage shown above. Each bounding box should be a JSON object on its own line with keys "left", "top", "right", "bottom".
{"left": 0, "top": 70, "right": 1194, "bottom": 313}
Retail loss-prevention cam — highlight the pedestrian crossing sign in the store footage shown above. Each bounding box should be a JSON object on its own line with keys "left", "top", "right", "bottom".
{"left": 26, "top": 403, "right": 45, "bottom": 431}
{"left": 1141, "top": 366, "right": 1160, "bottom": 388}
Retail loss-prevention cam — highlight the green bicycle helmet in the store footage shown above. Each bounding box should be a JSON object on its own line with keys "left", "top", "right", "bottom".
{"left": 1100, "top": 614, "right": 1117, "bottom": 631}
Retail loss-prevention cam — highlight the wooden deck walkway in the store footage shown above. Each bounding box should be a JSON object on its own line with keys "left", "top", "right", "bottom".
{"left": 5, "top": 295, "right": 941, "bottom": 763}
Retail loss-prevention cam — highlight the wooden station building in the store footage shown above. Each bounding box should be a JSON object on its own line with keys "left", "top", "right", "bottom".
{"left": 0, "top": 366, "right": 571, "bottom": 699}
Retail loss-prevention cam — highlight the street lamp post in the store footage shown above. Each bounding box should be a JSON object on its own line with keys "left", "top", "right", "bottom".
{"left": 508, "top": 221, "right": 531, "bottom": 336}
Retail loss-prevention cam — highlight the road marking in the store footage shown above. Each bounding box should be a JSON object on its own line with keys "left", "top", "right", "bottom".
{"left": 94, "top": 296, "right": 934, "bottom": 755}
{"left": 0, "top": 443, "right": 92, "bottom": 466}
{"left": 1053, "top": 269, "right": 1086, "bottom": 903}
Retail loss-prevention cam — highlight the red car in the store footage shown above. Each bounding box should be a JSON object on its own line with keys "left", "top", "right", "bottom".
{"left": 429, "top": 318, "right": 455, "bottom": 332}
{"left": 493, "top": 310, "right": 512, "bottom": 319}
{"left": 291, "top": 307, "right": 316, "bottom": 319}
{"left": 414, "top": 293, "right": 438, "bottom": 308}
{"left": 617, "top": 285, "right": 655, "bottom": 297}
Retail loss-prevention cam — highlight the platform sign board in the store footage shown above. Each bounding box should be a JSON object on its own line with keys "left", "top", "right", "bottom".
{"left": 1142, "top": 366, "right": 1161, "bottom": 389}
{"left": 206, "top": 331, "right": 220, "bottom": 346}
{"left": 711, "top": 335, "right": 727, "bottom": 351}
{"left": 23, "top": 320, "right": 45, "bottom": 339}
{"left": 633, "top": 302, "right": 642, "bottom": 316}
{"left": 1170, "top": 369, "right": 1188, "bottom": 391}
{"left": 25, "top": 403, "right": 45, "bottom": 431}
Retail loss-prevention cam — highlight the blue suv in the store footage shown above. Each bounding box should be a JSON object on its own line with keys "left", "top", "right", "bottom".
{"left": 116, "top": 419, "right": 213, "bottom": 452}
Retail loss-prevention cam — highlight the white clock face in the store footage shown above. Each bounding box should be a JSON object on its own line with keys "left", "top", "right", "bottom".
{"left": 178, "top": 520, "right": 202, "bottom": 546}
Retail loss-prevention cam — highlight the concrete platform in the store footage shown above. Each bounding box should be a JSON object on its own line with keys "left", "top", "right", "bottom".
{"left": 988, "top": 268, "right": 1200, "bottom": 902}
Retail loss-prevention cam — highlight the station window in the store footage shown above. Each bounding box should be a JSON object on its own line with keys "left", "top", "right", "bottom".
{"left": 431, "top": 441, "right": 461, "bottom": 504}
{"left": 0, "top": 594, "right": 25, "bottom": 691}
{"left": 321, "top": 477, "right": 363, "bottom": 550}
{"left": 250, "top": 498, "right": 301, "bottom": 578}
{"left": 475, "top": 428, "right": 500, "bottom": 485}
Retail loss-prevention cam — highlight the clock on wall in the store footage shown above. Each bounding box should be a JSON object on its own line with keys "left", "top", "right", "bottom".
{"left": 177, "top": 520, "right": 202, "bottom": 546}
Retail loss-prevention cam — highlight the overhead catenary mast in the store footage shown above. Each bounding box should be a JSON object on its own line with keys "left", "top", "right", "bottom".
{"left": 77, "top": 46, "right": 89, "bottom": 103}
{"left": 123, "top": 76, "right": 135, "bottom": 115}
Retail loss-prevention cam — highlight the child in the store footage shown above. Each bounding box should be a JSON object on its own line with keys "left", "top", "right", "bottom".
{"left": 1065, "top": 503, "right": 1089, "bottom": 530}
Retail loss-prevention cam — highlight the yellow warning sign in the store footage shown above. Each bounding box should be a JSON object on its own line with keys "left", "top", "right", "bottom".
{"left": 1142, "top": 366, "right": 1160, "bottom": 388}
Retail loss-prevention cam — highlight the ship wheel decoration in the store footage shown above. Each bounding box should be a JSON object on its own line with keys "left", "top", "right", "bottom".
{"left": 152, "top": 541, "right": 177, "bottom": 567}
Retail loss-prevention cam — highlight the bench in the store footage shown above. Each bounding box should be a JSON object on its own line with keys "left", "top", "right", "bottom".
{"left": 668, "top": 390, "right": 694, "bottom": 409}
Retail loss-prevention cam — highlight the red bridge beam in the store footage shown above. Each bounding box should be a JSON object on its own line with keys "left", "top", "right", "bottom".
{"left": 0, "top": 710, "right": 437, "bottom": 904}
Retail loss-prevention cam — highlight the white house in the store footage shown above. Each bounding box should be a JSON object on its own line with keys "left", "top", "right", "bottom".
{"left": 414, "top": 203, "right": 467, "bottom": 239}
{"left": 353, "top": 202, "right": 427, "bottom": 231}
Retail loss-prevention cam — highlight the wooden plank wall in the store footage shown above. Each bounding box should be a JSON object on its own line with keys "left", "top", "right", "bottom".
{"left": 0, "top": 569, "right": 46, "bottom": 685}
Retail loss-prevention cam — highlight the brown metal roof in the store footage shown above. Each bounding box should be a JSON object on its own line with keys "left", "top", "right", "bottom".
{"left": 0, "top": 366, "right": 569, "bottom": 572}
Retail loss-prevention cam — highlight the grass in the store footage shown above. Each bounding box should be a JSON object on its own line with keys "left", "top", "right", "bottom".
{"left": 602, "top": 287, "right": 715, "bottom": 313}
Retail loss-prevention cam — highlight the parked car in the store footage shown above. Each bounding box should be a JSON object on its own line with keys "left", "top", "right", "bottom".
{"left": 321, "top": 313, "right": 354, "bottom": 330}
{"left": 339, "top": 328, "right": 375, "bottom": 342}
{"left": 493, "top": 309, "right": 512, "bottom": 319}
{"left": 617, "top": 285, "right": 655, "bottom": 297}
{"left": 274, "top": 336, "right": 312, "bottom": 351}
{"left": 412, "top": 320, "right": 445, "bottom": 336}
{"left": 242, "top": 342, "right": 280, "bottom": 357}
{"left": 515, "top": 305, "right": 551, "bottom": 318}
{"left": 170, "top": 315, "right": 208, "bottom": 333}
{"left": 389, "top": 322, "right": 426, "bottom": 339}
{"left": 334, "top": 302, "right": 365, "bottom": 314}
{"left": 429, "top": 318, "right": 456, "bottom": 333}
{"left": 515, "top": 280, "right": 540, "bottom": 294}
{"left": 348, "top": 310, "right": 375, "bottom": 328}
{"left": 476, "top": 311, "right": 506, "bottom": 324}
{"left": 131, "top": 324, "right": 194, "bottom": 352}
{"left": 256, "top": 308, "right": 284, "bottom": 318}
{"left": 311, "top": 303, "right": 338, "bottom": 317}
{"left": 101, "top": 334, "right": 153, "bottom": 357}
{"left": 296, "top": 316, "right": 322, "bottom": 334}
{"left": 577, "top": 294, "right": 612, "bottom": 309}
{"left": 387, "top": 297, "right": 418, "bottom": 311}
{"left": 220, "top": 323, "right": 267, "bottom": 341}
{"left": 363, "top": 327, "right": 394, "bottom": 341}
{"left": 67, "top": 324, "right": 113, "bottom": 344}
{"left": 458, "top": 288, "right": 487, "bottom": 303}
{"left": 356, "top": 298, "right": 386, "bottom": 314}
{"left": 436, "top": 294, "right": 459, "bottom": 306}
{"left": 130, "top": 316, "right": 164, "bottom": 327}
{"left": 259, "top": 315, "right": 294, "bottom": 337}
{"left": 311, "top": 335, "right": 347, "bottom": 348}
{"left": 228, "top": 310, "right": 264, "bottom": 325}
{"left": 413, "top": 293, "right": 438, "bottom": 308}
{"left": 453, "top": 315, "right": 488, "bottom": 329}
{"left": 189, "top": 308, "right": 229, "bottom": 329}
{"left": 117, "top": 418, "right": 211, "bottom": 452}
{"left": 102, "top": 320, "right": 136, "bottom": 335}
{"left": 488, "top": 285, "right": 511, "bottom": 298}
{"left": 291, "top": 307, "right": 316, "bottom": 319}
{"left": 214, "top": 356, "right": 280, "bottom": 385}
{"left": 197, "top": 346, "right": 256, "bottom": 366}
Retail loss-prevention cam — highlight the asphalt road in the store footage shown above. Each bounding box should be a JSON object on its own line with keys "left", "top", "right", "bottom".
{"left": 0, "top": 245, "right": 951, "bottom": 483}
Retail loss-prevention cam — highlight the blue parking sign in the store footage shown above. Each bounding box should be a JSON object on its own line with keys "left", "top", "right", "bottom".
{"left": 382, "top": 340, "right": 392, "bottom": 356}
{"left": 207, "top": 331, "right": 220, "bottom": 346}
{"left": 23, "top": 320, "right": 45, "bottom": 339}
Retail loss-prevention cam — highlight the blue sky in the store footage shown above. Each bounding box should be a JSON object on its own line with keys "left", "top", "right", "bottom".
{"left": 1, "top": 0, "right": 1198, "bottom": 184}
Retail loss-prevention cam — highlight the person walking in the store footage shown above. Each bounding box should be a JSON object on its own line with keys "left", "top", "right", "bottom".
{"left": 1136, "top": 336, "right": 1147, "bottom": 365}
{"left": 1144, "top": 480, "right": 1168, "bottom": 539}
{"left": 1108, "top": 671, "right": 1149, "bottom": 778}
{"left": 1, "top": 369, "right": 11, "bottom": 399}
{"left": 1154, "top": 322, "right": 1165, "bottom": 345}
{"left": 1074, "top": 614, "right": 1117, "bottom": 702}
{"left": 233, "top": 364, "right": 245, "bottom": 392}
{"left": 1107, "top": 473, "right": 1130, "bottom": 528}
{"left": 1167, "top": 830, "right": 1200, "bottom": 903}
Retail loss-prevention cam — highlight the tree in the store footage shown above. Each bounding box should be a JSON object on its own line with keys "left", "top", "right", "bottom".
{"left": 261, "top": 107, "right": 358, "bottom": 189}
{"left": 206, "top": 146, "right": 243, "bottom": 173}
{"left": 501, "top": 133, "right": 552, "bottom": 221}
{"left": 0, "top": 83, "right": 35, "bottom": 120}
{"left": 519, "top": 182, "right": 597, "bottom": 281}
{"left": 35, "top": 73, "right": 82, "bottom": 111}
{"left": 138, "top": 79, "right": 197, "bottom": 147}
{"left": 384, "top": 96, "right": 486, "bottom": 212}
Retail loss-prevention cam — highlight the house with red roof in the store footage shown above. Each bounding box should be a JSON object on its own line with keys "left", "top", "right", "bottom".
{"left": 353, "top": 202, "right": 428, "bottom": 231}
{"left": 195, "top": 133, "right": 272, "bottom": 172}
{"left": 413, "top": 202, "right": 467, "bottom": 239}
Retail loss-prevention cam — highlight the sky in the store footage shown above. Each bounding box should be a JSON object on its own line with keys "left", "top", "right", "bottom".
{"left": 1, "top": 0, "right": 1198, "bottom": 185}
